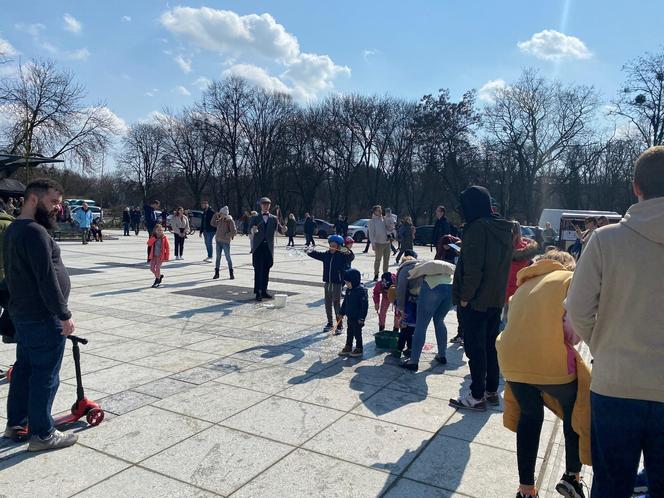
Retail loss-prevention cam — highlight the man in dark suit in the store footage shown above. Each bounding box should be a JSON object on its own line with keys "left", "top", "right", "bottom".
{"left": 250, "top": 197, "right": 283, "bottom": 301}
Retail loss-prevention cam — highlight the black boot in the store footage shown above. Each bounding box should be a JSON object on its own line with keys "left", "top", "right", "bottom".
{"left": 151, "top": 278, "right": 159, "bottom": 288}
{"left": 213, "top": 269, "right": 220, "bottom": 280}
{"left": 229, "top": 268, "right": 235, "bottom": 280}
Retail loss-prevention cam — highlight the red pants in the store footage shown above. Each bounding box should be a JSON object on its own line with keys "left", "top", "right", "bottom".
{"left": 376, "top": 296, "right": 400, "bottom": 330}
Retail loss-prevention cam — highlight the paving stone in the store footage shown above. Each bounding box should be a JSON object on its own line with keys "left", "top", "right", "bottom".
{"left": 404, "top": 434, "right": 539, "bottom": 497}
{"left": 351, "top": 386, "right": 458, "bottom": 433}
{"left": 98, "top": 390, "right": 160, "bottom": 415}
{"left": 222, "top": 396, "right": 343, "bottom": 446}
{"left": 85, "top": 339, "right": 174, "bottom": 362}
{"left": 133, "top": 377, "right": 195, "bottom": 398}
{"left": 384, "top": 478, "right": 462, "bottom": 497}
{"left": 169, "top": 366, "right": 229, "bottom": 384}
{"left": 142, "top": 425, "right": 292, "bottom": 495}
{"left": 303, "top": 413, "right": 432, "bottom": 474}
{"left": 183, "top": 336, "right": 261, "bottom": 355}
{"left": 77, "top": 466, "right": 216, "bottom": 497}
{"left": 153, "top": 382, "right": 268, "bottom": 423}
{"left": 0, "top": 444, "right": 130, "bottom": 497}
{"left": 232, "top": 448, "right": 394, "bottom": 498}
{"left": 215, "top": 363, "right": 311, "bottom": 394}
{"left": 131, "top": 349, "right": 218, "bottom": 373}
{"left": 81, "top": 405, "right": 210, "bottom": 463}
{"left": 59, "top": 353, "right": 122, "bottom": 383}
{"left": 50, "top": 381, "right": 106, "bottom": 415}
{"left": 67, "top": 363, "right": 167, "bottom": 394}
{"left": 280, "top": 375, "right": 382, "bottom": 411}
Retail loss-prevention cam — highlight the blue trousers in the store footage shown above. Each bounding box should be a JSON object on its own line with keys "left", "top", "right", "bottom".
{"left": 409, "top": 282, "right": 452, "bottom": 364}
{"left": 215, "top": 241, "right": 233, "bottom": 271}
{"left": 7, "top": 317, "right": 66, "bottom": 438}
{"left": 203, "top": 231, "right": 215, "bottom": 258}
{"left": 591, "top": 392, "right": 664, "bottom": 498}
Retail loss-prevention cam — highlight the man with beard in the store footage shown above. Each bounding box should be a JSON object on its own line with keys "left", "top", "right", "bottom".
{"left": 2, "top": 178, "right": 77, "bottom": 452}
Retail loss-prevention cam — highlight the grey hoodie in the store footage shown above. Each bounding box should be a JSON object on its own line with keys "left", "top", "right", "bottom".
{"left": 565, "top": 197, "right": 664, "bottom": 403}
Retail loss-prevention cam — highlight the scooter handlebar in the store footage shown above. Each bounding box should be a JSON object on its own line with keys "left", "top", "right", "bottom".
{"left": 67, "top": 335, "right": 88, "bottom": 345}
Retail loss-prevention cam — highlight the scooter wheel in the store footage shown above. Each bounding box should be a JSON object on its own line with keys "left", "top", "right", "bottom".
{"left": 86, "top": 408, "right": 105, "bottom": 426}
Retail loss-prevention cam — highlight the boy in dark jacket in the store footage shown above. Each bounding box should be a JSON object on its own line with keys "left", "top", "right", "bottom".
{"left": 307, "top": 235, "right": 355, "bottom": 332}
{"left": 339, "top": 268, "right": 368, "bottom": 357}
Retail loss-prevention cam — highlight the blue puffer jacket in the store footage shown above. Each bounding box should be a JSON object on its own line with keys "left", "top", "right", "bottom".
{"left": 340, "top": 268, "right": 368, "bottom": 321}
{"left": 74, "top": 208, "right": 93, "bottom": 229}
{"left": 307, "top": 249, "right": 355, "bottom": 284}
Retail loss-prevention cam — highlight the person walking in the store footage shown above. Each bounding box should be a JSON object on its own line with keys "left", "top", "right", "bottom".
{"left": 286, "top": 213, "right": 296, "bottom": 246}
{"left": 122, "top": 207, "right": 131, "bottom": 236}
{"left": 171, "top": 207, "right": 189, "bottom": 260}
{"left": 565, "top": 146, "right": 664, "bottom": 498}
{"left": 3, "top": 178, "right": 78, "bottom": 451}
{"left": 432, "top": 205, "right": 451, "bottom": 259}
{"left": 74, "top": 202, "right": 93, "bottom": 245}
{"left": 335, "top": 215, "right": 348, "bottom": 237}
{"left": 250, "top": 198, "right": 283, "bottom": 301}
{"left": 211, "top": 206, "right": 237, "bottom": 280}
{"left": 449, "top": 186, "right": 513, "bottom": 412}
{"left": 199, "top": 201, "right": 216, "bottom": 262}
{"left": 400, "top": 259, "right": 455, "bottom": 372}
{"left": 395, "top": 216, "right": 416, "bottom": 264}
{"left": 130, "top": 207, "right": 141, "bottom": 235}
{"left": 144, "top": 200, "right": 159, "bottom": 260}
{"left": 497, "top": 250, "right": 589, "bottom": 498}
{"left": 368, "top": 205, "right": 390, "bottom": 281}
{"left": 304, "top": 213, "right": 316, "bottom": 248}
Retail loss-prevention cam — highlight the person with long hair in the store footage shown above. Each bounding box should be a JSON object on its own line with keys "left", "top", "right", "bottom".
{"left": 147, "top": 224, "right": 170, "bottom": 288}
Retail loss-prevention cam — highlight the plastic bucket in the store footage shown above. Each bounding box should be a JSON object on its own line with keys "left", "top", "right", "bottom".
{"left": 274, "top": 294, "right": 288, "bottom": 308}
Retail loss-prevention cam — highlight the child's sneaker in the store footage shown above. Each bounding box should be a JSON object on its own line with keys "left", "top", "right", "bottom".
{"left": 323, "top": 323, "right": 333, "bottom": 332}
{"left": 338, "top": 346, "right": 352, "bottom": 356}
{"left": 485, "top": 391, "right": 501, "bottom": 406}
{"left": 335, "top": 325, "right": 343, "bottom": 336}
{"left": 349, "top": 348, "right": 363, "bottom": 358}
{"left": 555, "top": 472, "right": 585, "bottom": 498}
{"left": 151, "top": 278, "right": 159, "bottom": 288}
{"left": 449, "top": 392, "right": 487, "bottom": 412}
{"left": 450, "top": 334, "right": 463, "bottom": 344}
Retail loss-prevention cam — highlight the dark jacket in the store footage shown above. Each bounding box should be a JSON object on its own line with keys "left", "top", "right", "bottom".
{"left": 130, "top": 210, "right": 141, "bottom": 224}
{"left": 143, "top": 204, "right": 157, "bottom": 230}
{"left": 122, "top": 211, "right": 131, "bottom": 223}
{"left": 432, "top": 216, "right": 451, "bottom": 247}
{"left": 340, "top": 269, "right": 368, "bottom": 321}
{"left": 304, "top": 217, "right": 316, "bottom": 235}
{"left": 398, "top": 222, "right": 415, "bottom": 251}
{"left": 335, "top": 218, "right": 348, "bottom": 236}
{"left": 250, "top": 213, "right": 281, "bottom": 255}
{"left": 200, "top": 207, "right": 216, "bottom": 234}
{"left": 287, "top": 218, "right": 296, "bottom": 237}
{"left": 452, "top": 186, "right": 513, "bottom": 311}
{"left": 307, "top": 248, "right": 355, "bottom": 284}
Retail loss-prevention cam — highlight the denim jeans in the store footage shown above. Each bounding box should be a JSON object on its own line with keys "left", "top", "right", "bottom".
{"left": 7, "top": 317, "right": 66, "bottom": 438}
{"left": 409, "top": 282, "right": 452, "bottom": 364}
{"left": 203, "top": 231, "right": 215, "bottom": 258}
{"left": 590, "top": 391, "right": 664, "bottom": 498}
{"left": 215, "top": 241, "right": 233, "bottom": 271}
{"left": 123, "top": 222, "right": 130, "bottom": 236}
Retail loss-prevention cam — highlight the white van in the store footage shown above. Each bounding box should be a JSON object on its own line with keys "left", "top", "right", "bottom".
{"left": 538, "top": 209, "right": 621, "bottom": 232}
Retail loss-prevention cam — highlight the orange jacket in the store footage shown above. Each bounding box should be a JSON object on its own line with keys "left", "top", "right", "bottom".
{"left": 147, "top": 235, "right": 170, "bottom": 261}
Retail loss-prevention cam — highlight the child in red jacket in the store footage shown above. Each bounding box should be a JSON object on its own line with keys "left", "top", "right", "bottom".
{"left": 372, "top": 272, "right": 400, "bottom": 332}
{"left": 148, "top": 224, "right": 170, "bottom": 287}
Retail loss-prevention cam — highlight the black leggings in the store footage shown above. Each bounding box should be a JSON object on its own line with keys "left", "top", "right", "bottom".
{"left": 397, "top": 326, "right": 414, "bottom": 351}
{"left": 305, "top": 233, "right": 315, "bottom": 246}
{"left": 508, "top": 380, "right": 581, "bottom": 486}
{"left": 174, "top": 234, "right": 185, "bottom": 257}
{"left": 345, "top": 320, "right": 363, "bottom": 349}
{"left": 287, "top": 235, "right": 295, "bottom": 246}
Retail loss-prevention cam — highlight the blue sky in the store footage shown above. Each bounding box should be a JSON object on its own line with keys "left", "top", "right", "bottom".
{"left": 1, "top": 0, "right": 661, "bottom": 127}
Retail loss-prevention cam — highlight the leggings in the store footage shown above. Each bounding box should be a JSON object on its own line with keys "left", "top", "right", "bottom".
{"left": 287, "top": 235, "right": 295, "bottom": 246}
{"left": 508, "top": 380, "right": 581, "bottom": 486}
{"left": 174, "top": 234, "right": 185, "bottom": 257}
{"left": 150, "top": 256, "right": 163, "bottom": 279}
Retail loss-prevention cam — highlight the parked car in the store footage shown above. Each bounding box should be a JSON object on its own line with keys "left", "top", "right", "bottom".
{"left": 295, "top": 218, "right": 335, "bottom": 239}
{"left": 520, "top": 226, "right": 535, "bottom": 239}
{"left": 411, "top": 225, "right": 433, "bottom": 246}
{"left": 66, "top": 198, "right": 96, "bottom": 207}
{"left": 347, "top": 219, "right": 370, "bottom": 242}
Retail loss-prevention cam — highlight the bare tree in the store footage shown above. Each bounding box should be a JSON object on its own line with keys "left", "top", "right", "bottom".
{"left": 610, "top": 48, "right": 664, "bottom": 147}
{"left": 0, "top": 60, "right": 120, "bottom": 172}
{"left": 117, "top": 121, "right": 167, "bottom": 201}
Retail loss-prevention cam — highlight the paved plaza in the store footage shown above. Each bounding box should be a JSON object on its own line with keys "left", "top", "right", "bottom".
{"left": 0, "top": 231, "right": 588, "bottom": 497}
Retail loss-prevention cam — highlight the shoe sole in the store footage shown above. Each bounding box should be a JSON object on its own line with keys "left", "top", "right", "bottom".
{"left": 449, "top": 399, "right": 487, "bottom": 412}
{"left": 555, "top": 481, "right": 583, "bottom": 498}
{"left": 338, "top": 352, "right": 351, "bottom": 357}
{"left": 349, "top": 354, "right": 363, "bottom": 358}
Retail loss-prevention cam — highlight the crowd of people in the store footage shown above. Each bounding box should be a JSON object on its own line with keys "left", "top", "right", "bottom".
{"left": 1, "top": 145, "right": 663, "bottom": 498}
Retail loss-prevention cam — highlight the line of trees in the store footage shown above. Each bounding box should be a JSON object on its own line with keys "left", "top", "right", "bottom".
{"left": 2, "top": 48, "right": 663, "bottom": 224}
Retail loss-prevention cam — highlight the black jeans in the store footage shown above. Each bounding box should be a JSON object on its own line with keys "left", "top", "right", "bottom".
{"left": 305, "top": 233, "right": 315, "bottom": 246}
{"left": 508, "top": 381, "right": 581, "bottom": 486}
{"left": 174, "top": 234, "right": 185, "bottom": 257}
{"left": 287, "top": 235, "right": 295, "bottom": 246}
{"left": 345, "top": 319, "right": 363, "bottom": 349}
{"left": 123, "top": 222, "right": 130, "bottom": 236}
{"left": 460, "top": 306, "right": 501, "bottom": 399}
{"left": 252, "top": 241, "right": 273, "bottom": 295}
{"left": 397, "top": 325, "right": 414, "bottom": 352}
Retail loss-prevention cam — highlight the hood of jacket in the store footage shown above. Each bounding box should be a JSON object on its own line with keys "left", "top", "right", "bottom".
{"left": 344, "top": 268, "right": 362, "bottom": 288}
{"left": 620, "top": 197, "right": 664, "bottom": 245}
{"left": 460, "top": 186, "right": 492, "bottom": 223}
{"left": 516, "top": 259, "right": 568, "bottom": 287}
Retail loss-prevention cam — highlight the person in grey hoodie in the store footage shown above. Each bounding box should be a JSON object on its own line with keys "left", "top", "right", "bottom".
{"left": 211, "top": 206, "right": 237, "bottom": 280}
{"left": 368, "top": 205, "right": 390, "bottom": 281}
{"left": 565, "top": 146, "right": 664, "bottom": 498}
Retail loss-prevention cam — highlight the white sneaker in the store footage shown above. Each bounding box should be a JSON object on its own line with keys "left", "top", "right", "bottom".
{"left": 28, "top": 429, "right": 78, "bottom": 452}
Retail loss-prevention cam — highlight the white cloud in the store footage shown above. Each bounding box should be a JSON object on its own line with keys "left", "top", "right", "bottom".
{"left": 67, "top": 48, "right": 90, "bottom": 61}
{"left": 15, "top": 23, "right": 46, "bottom": 38}
{"left": 160, "top": 6, "right": 349, "bottom": 100}
{"left": 121, "top": 16, "right": 132, "bottom": 23}
{"left": 478, "top": 79, "right": 507, "bottom": 104}
{"left": 362, "top": 48, "right": 380, "bottom": 61}
{"left": 63, "top": 14, "right": 82, "bottom": 34}
{"left": 224, "top": 64, "right": 291, "bottom": 95}
{"left": 0, "top": 36, "right": 18, "bottom": 57}
{"left": 517, "top": 29, "right": 592, "bottom": 61}
{"left": 96, "top": 106, "right": 128, "bottom": 136}
{"left": 192, "top": 76, "right": 212, "bottom": 91}
{"left": 145, "top": 88, "right": 159, "bottom": 97}
{"left": 16, "top": 22, "right": 88, "bottom": 61}
{"left": 176, "top": 85, "right": 191, "bottom": 96}
{"left": 174, "top": 54, "right": 192, "bottom": 74}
